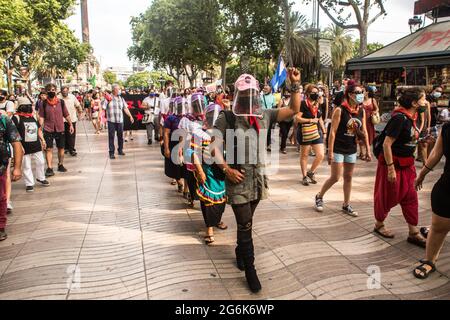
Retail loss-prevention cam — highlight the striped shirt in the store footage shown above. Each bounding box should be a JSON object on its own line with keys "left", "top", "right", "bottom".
{"left": 106, "top": 96, "right": 128, "bottom": 124}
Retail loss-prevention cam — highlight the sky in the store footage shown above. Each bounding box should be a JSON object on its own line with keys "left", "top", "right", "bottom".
{"left": 66, "top": 0, "right": 425, "bottom": 70}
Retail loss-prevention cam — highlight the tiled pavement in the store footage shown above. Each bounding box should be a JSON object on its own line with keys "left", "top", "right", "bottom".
{"left": 0, "top": 121, "right": 449, "bottom": 300}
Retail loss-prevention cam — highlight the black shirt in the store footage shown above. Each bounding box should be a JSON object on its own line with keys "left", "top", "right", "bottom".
{"left": 385, "top": 113, "right": 418, "bottom": 158}
{"left": 12, "top": 115, "right": 42, "bottom": 155}
{"left": 300, "top": 100, "right": 322, "bottom": 120}
{"left": 334, "top": 105, "right": 364, "bottom": 155}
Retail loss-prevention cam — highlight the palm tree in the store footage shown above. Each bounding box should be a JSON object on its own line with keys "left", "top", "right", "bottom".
{"left": 324, "top": 24, "right": 354, "bottom": 79}
{"left": 281, "top": 9, "right": 316, "bottom": 79}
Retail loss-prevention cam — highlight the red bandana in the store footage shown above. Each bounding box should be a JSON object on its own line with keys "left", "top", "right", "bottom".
{"left": 306, "top": 99, "right": 319, "bottom": 118}
{"left": 15, "top": 112, "right": 34, "bottom": 118}
{"left": 248, "top": 116, "right": 260, "bottom": 133}
{"left": 341, "top": 101, "right": 360, "bottom": 115}
{"left": 46, "top": 97, "right": 59, "bottom": 106}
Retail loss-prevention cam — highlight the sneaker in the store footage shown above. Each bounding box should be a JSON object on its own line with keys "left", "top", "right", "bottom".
{"left": 148, "top": 140, "right": 153, "bottom": 145}
{"left": 267, "top": 146, "right": 272, "bottom": 152}
{"left": 125, "top": 139, "right": 128, "bottom": 143}
{"left": 118, "top": 152, "right": 126, "bottom": 156}
{"left": 70, "top": 151, "right": 77, "bottom": 157}
{"left": 302, "top": 177, "right": 310, "bottom": 186}
{"left": 315, "top": 195, "right": 324, "bottom": 212}
{"left": 36, "top": 179, "right": 50, "bottom": 187}
{"left": 307, "top": 171, "right": 318, "bottom": 184}
{"left": 58, "top": 164, "right": 67, "bottom": 173}
{"left": 281, "top": 149, "right": 287, "bottom": 154}
{"left": 6, "top": 202, "right": 13, "bottom": 215}
{"left": 342, "top": 205, "right": 359, "bottom": 217}
{"left": 45, "top": 168, "right": 55, "bottom": 177}
{"left": 26, "top": 186, "right": 34, "bottom": 193}
{"left": 0, "top": 229, "right": 7, "bottom": 241}
{"left": 109, "top": 154, "right": 116, "bottom": 160}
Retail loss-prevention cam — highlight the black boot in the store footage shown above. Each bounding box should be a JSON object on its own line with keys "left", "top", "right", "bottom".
{"left": 243, "top": 255, "right": 261, "bottom": 293}
{"left": 235, "top": 246, "right": 245, "bottom": 271}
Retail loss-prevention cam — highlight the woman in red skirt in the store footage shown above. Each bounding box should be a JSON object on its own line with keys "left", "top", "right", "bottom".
{"left": 373, "top": 88, "right": 427, "bottom": 248}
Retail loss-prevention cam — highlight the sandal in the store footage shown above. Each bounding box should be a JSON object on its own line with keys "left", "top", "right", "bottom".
{"left": 407, "top": 232, "right": 427, "bottom": 248}
{"left": 374, "top": 224, "right": 395, "bottom": 239}
{"left": 171, "top": 180, "right": 177, "bottom": 186}
{"left": 177, "top": 184, "right": 184, "bottom": 193}
{"left": 420, "top": 227, "right": 430, "bottom": 239}
{"left": 413, "top": 259, "right": 436, "bottom": 279}
{"left": 204, "top": 235, "right": 215, "bottom": 245}
{"left": 216, "top": 222, "right": 228, "bottom": 230}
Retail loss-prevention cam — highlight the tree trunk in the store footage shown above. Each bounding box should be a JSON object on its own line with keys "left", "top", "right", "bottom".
{"left": 282, "top": 0, "right": 293, "bottom": 67}
{"left": 6, "top": 63, "right": 13, "bottom": 94}
{"left": 359, "top": 25, "right": 368, "bottom": 57}
{"left": 220, "top": 57, "right": 227, "bottom": 89}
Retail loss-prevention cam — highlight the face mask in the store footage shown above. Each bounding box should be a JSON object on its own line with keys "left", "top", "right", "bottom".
{"left": 309, "top": 93, "right": 319, "bottom": 101}
{"left": 47, "top": 92, "right": 56, "bottom": 99}
{"left": 355, "top": 94, "right": 364, "bottom": 104}
{"left": 433, "top": 92, "right": 442, "bottom": 99}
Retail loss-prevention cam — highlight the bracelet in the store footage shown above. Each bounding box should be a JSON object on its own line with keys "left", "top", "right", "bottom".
{"left": 386, "top": 163, "right": 395, "bottom": 167}
{"left": 289, "top": 82, "right": 301, "bottom": 93}
{"left": 424, "top": 164, "right": 434, "bottom": 172}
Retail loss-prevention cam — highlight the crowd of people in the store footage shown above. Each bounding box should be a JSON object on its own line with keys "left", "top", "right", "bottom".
{"left": 0, "top": 69, "right": 449, "bottom": 294}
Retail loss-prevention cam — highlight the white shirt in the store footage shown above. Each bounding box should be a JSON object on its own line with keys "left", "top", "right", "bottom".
{"left": 440, "top": 108, "right": 450, "bottom": 123}
{"left": 59, "top": 94, "right": 81, "bottom": 123}
{"left": 0, "top": 101, "right": 16, "bottom": 115}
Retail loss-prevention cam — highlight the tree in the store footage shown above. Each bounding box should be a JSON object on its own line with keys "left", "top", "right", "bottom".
{"left": 1, "top": 0, "right": 88, "bottom": 92}
{"left": 103, "top": 70, "right": 117, "bottom": 85}
{"left": 324, "top": 24, "right": 354, "bottom": 78}
{"left": 307, "top": 0, "right": 387, "bottom": 57}
{"left": 125, "top": 71, "right": 176, "bottom": 89}
{"left": 352, "top": 40, "right": 384, "bottom": 58}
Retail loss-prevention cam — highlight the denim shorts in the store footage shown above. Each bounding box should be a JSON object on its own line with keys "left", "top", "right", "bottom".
{"left": 334, "top": 153, "right": 357, "bottom": 164}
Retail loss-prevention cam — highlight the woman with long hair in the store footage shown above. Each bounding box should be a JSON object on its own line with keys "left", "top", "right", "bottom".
{"left": 315, "top": 81, "right": 371, "bottom": 217}
{"left": 296, "top": 84, "right": 326, "bottom": 186}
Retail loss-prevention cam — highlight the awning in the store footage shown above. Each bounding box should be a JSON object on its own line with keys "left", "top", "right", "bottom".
{"left": 347, "top": 20, "right": 450, "bottom": 71}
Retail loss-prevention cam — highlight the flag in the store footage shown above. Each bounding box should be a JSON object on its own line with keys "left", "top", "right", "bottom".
{"left": 270, "top": 56, "right": 287, "bottom": 93}
{"left": 88, "top": 75, "right": 96, "bottom": 87}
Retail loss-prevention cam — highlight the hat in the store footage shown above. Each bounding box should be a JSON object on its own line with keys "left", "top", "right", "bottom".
{"left": 17, "top": 97, "right": 32, "bottom": 106}
{"left": 235, "top": 74, "right": 259, "bottom": 92}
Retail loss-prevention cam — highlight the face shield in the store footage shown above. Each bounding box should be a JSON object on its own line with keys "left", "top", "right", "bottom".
{"left": 232, "top": 74, "right": 262, "bottom": 117}
{"left": 205, "top": 103, "right": 223, "bottom": 128}
{"left": 174, "top": 97, "right": 185, "bottom": 116}
{"left": 190, "top": 93, "right": 205, "bottom": 115}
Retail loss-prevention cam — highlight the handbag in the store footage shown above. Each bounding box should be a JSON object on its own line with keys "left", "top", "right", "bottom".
{"left": 371, "top": 112, "right": 381, "bottom": 125}
{"left": 301, "top": 123, "right": 320, "bottom": 143}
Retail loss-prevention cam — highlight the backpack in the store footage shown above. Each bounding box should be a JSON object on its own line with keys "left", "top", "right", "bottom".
{"left": 42, "top": 99, "right": 66, "bottom": 120}
{"left": 0, "top": 115, "right": 11, "bottom": 165}
{"left": 373, "top": 113, "right": 408, "bottom": 158}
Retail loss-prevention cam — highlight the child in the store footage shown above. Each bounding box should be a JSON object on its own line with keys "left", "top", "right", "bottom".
{"left": 13, "top": 98, "right": 50, "bottom": 192}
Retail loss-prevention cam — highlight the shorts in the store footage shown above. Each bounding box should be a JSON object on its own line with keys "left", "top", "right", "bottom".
{"left": 44, "top": 131, "right": 65, "bottom": 149}
{"left": 333, "top": 152, "right": 357, "bottom": 164}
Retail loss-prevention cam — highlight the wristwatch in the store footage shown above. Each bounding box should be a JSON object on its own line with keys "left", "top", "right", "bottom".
{"left": 289, "top": 82, "right": 301, "bottom": 93}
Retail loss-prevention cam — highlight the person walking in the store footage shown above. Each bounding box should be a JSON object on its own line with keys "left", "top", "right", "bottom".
{"left": 12, "top": 98, "right": 50, "bottom": 192}
{"left": 373, "top": 88, "right": 427, "bottom": 248}
{"left": 278, "top": 92, "right": 293, "bottom": 154}
{"left": 38, "top": 84, "right": 74, "bottom": 177}
{"left": 315, "top": 81, "right": 371, "bottom": 217}
{"left": 212, "top": 69, "right": 301, "bottom": 293}
{"left": 60, "top": 86, "right": 82, "bottom": 156}
{"left": 260, "top": 84, "right": 277, "bottom": 152}
{"left": 296, "top": 85, "right": 326, "bottom": 186}
{"left": 359, "top": 85, "right": 379, "bottom": 160}
{"left": 105, "top": 84, "right": 135, "bottom": 160}
{"left": 413, "top": 121, "right": 450, "bottom": 278}
{"left": 0, "top": 111, "right": 23, "bottom": 241}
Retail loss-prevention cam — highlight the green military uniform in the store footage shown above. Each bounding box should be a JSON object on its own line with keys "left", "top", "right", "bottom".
{"left": 214, "top": 109, "right": 279, "bottom": 205}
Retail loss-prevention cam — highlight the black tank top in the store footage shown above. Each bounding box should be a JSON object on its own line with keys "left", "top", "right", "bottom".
{"left": 443, "top": 123, "right": 450, "bottom": 180}
{"left": 334, "top": 105, "right": 364, "bottom": 155}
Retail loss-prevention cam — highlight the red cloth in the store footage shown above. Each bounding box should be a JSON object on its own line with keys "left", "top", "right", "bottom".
{"left": 248, "top": 116, "right": 260, "bottom": 133}
{"left": 38, "top": 99, "right": 70, "bottom": 133}
{"left": 374, "top": 156, "right": 419, "bottom": 226}
{"left": 0, "top": 173, "right": 7, "bottom": 229}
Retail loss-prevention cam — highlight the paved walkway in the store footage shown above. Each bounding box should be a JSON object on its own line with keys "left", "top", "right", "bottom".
{"left": 0, "top": 121, "right": 449, "bottom": 300}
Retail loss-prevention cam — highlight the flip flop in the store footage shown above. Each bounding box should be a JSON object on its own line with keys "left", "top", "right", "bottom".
{"left": 204, "top": 235, "right": 215, "bottom": 245}
{"left": 216, "top": 222, "right": 228, "bottom": 230}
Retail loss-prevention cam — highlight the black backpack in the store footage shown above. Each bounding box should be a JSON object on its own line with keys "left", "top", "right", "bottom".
{"left": 373, "top": 113, "right": 408, "bottom": 158}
